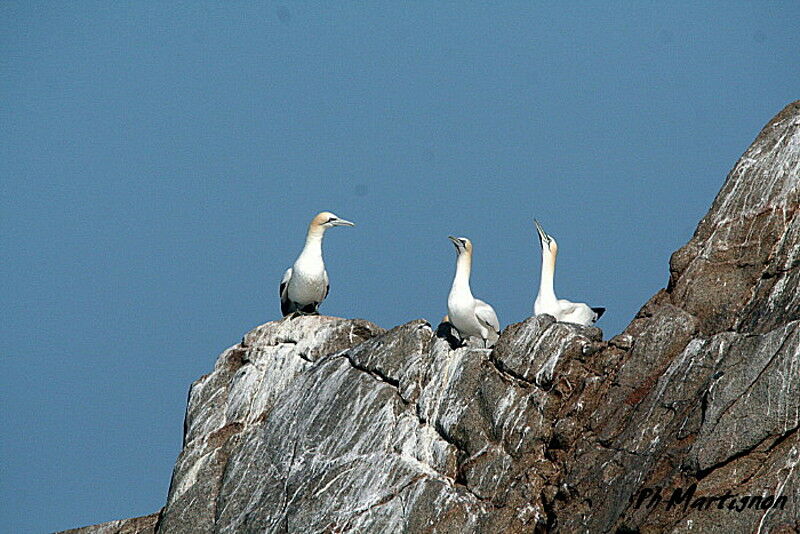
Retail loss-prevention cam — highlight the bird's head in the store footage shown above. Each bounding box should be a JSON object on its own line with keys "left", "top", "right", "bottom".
{"left": 534, "top": 219, "right": 558, "bottom": 256}
{"left": 312, "top": 211, "right": 355, "bottom": 230}
{"left": 448, "top": 235, "right": 472, "bottom": 256}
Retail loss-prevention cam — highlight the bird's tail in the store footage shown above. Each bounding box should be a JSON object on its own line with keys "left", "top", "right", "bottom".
{"left": 591, "top": 307, "right": 606, "bottom": 319}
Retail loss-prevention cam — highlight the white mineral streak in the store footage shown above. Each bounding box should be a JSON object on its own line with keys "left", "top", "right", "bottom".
{"left": 633, "top": 339, "right": 703, "bottom": 447}
{"left": 417, "top": 341, "right": 470, "bottom": 434}
{"left": 156, "top": 309, "right": 597, "bottom": 533}
{"left": 534, "top": 350, "right": 561, "bottom": 386}
{"left": 692, "top": 110, "right": 799, "bottom": 287}
{"left": 757, "top": 445, "right": 800, "bottom": 534}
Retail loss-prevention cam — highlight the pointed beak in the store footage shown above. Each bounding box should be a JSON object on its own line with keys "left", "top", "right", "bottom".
{"left": 534, "top": 219, "right": 548, "bottom": 248}
{"left": 333, "top": 218, "right": 355, "bottom": 227}
{"left": 448, "top": 235, "right": 463, "bottom": 251}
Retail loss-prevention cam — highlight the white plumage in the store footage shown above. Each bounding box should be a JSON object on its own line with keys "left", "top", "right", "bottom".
{"left": 279, "top": 211, "right": 354, "bottom": 316}
{"left": 533, "top": 219, "right": 605, "bottom": 326}
{"left": 446, "top": 236, "right": 501, "bottom": 347}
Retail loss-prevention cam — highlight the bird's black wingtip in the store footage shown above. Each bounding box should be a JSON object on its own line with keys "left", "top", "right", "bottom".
{"left": 591, "top": 307, "right": 606, "bottom": 319}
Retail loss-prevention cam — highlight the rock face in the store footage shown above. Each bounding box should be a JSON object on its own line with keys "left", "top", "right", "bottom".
{"left": 551, "top": 100, "right": 800, "bottom": 533}
{"left": 59, "top": 512, "right": 160, "bottom": 534}
{"left": 62, "top": 102, "right": 799, "bottom": 534}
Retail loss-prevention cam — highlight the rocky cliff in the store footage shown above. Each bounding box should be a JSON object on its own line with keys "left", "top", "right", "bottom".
{"left": 61, "top": 101, "right": 799, "bottom": 534}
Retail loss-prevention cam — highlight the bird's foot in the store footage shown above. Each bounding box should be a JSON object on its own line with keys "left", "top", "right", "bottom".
{"left": 291, "top": 309, "right": 321, "bottom": 319}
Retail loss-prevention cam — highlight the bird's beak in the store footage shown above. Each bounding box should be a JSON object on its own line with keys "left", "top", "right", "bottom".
{"left": 448, "top": 235, "right": 463, "bottom": 252}
{"left": 333, "top": 218, "right": 355, "bottom": 227}
{"left": 534, "top": 219, "right": 548, "bottom": 247}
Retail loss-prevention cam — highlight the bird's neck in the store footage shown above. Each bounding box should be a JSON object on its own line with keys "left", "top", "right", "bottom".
{"left": 451, "top": 253, "right": 473, "bottom": 296}
{"left": 538, "top": 249, "right": 557, "bottom": 301}
{"left": 298, "top": 226, "right": 325, "bottom": 264}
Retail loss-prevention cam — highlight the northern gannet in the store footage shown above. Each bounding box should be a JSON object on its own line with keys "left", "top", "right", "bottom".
{"left": 279, "top": 211, "right": 354, "bottom": 316}
{"left": 533, "top": 219, "right": 605, "bottom": 326}
{"left": 447, "top": 236, "right": 501, "bottom": 348}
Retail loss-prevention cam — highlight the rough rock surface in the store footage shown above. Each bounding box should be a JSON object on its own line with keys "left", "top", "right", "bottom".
{"left": 63, "top": 101, "right": 799, "bottom": 533}
{"left": 59, "top": 512, "right": 160, "bottom": 534}
{"left": 552, "top": 100, "right": 800, "bottom": 534}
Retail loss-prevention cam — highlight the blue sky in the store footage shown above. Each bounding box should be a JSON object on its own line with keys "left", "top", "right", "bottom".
{"left": 1, "top": 3, "right": 798, "bottom": 532}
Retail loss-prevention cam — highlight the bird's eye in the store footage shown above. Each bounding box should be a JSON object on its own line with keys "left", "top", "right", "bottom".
{"left": 327, "top": 217, "right": 336, "bottom": 223}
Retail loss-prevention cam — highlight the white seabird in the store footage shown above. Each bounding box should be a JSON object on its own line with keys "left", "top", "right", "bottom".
{"left": 447, "top": 236, "right": 501, "bottom": 348}
{"left": 533, "top": 219, "right": 605, "bottom": 326}
{"left": 279, "top": 211, "right": 354, "bottom": 316}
